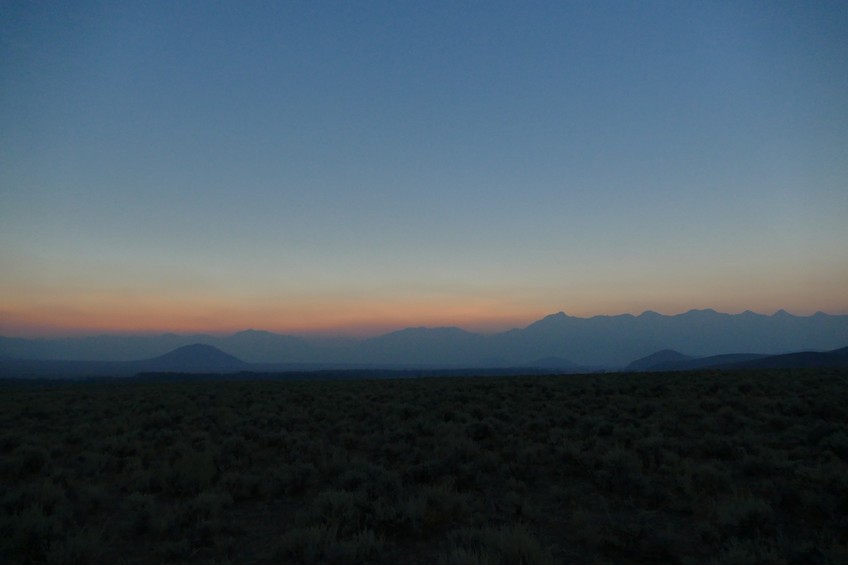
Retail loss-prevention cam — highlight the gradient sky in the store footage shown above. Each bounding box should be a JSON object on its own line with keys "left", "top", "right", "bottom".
{"left": 2, "top": 1, "right": 847, "bottom": 337}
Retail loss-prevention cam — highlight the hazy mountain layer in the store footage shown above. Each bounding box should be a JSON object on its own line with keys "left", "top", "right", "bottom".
{"left": 1, "top": 309, "right": 847, "bottom": 368}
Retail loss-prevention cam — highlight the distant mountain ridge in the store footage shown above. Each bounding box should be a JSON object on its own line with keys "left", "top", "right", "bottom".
{"left": 2, "top": 342, "right": 847, "bottom": 380}
{"left": 1, "top": 309, "right": 847, "bottom": 369}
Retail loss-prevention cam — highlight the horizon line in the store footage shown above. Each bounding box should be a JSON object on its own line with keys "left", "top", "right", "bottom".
{"left": 2, "top": 307, "right": 845, "bottom": 340}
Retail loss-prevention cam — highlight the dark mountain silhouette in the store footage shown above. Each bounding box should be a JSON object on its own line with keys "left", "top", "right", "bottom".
{"left": 716, "top": 347, "right": 848, "bottom": 370}
{"left": 137, "top": 344, "right": 248, "bottom": 373}
{"left": 626, "top": 349, "right": 693, "bottom": 372}
{"left": 633, "top": 353, "right": 768, "bottom": 372}
{"left": 622, "top": 346, "right": 848, "bottom": 372}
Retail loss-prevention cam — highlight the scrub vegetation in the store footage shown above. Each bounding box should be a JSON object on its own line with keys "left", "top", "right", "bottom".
{"left": 1, "top": 368, "right": 846, "bottom": 563}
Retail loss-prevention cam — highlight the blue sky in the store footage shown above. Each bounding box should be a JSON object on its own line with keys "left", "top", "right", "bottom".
{"left": 1, "top": 1, "right": 846, "bottom": 336}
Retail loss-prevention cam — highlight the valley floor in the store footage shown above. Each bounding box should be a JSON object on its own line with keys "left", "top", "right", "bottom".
{"left": 1, "top": 369, "right": 846, "bottom": 563}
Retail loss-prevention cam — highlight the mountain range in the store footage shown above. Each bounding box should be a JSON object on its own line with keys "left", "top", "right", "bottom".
{"left": 1, "top": 309, "right": 847, "bottom": 371}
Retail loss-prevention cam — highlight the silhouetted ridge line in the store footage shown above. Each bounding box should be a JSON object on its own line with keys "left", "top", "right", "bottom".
{"left": 1, "top": 309, "right": 847, "bottom": 368}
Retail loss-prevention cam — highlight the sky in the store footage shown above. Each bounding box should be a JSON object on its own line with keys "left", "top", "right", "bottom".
{"left": 1, "top": 1, "right": 847, "bottom": 337}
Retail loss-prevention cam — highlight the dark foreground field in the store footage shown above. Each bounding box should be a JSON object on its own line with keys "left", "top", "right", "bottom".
{"left": 1, "top": 369, "right": 847, "bottom": 564}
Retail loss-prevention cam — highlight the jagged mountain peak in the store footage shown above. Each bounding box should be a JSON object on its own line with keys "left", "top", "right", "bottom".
{"left": 525, "top": 311, "right": 572, "bottom": 329}
{"left": 638, "top": 310, "right": 662, "bottom": 318}
{"left": 2, "top": 309, "right": 847, "bottom": 369}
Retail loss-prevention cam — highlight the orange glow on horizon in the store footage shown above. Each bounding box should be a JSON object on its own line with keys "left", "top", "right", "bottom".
{"left": 0, "top": 295, "right": 547, "bottom": 338}
{"left": 3, "top": 273, "right": 847, "bottom": 338}
{"left": 2, "top": 295, "right": 847, "bottom": 339}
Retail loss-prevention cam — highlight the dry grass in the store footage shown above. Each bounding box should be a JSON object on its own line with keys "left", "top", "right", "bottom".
{"left": 1, "top": 368, "right": 847, "bottom": 563}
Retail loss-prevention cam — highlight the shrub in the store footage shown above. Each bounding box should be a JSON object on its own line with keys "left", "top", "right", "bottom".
{"left": 220, "top": 471, "right": 261, "bottom": 501}
{"left": 168, "top": 451, "right": 217, "bottom": 495}
{"left": 442, "top": 524, "right": 554, "bottom": 565}
{"left": 17, "top": 445, "right": 50, "bottom": 476}
{"left": 126, "top": 491, "right": 160, "bottom": 535}
{"left": 711, "top": 494, "right": 775, "bottom": 539}
{"left": 9, "top": 503, "right": 59, "bottom": 563}
{"left": 308, "top": 489, "right": 372, "bottom": 537}
{"left": 44, "top": 526, "right": 102, "bottom": 565}
{"left": 405, "top": 482, "right": 470, "bottom": 536}
{"left": 595, "top": 445, "right": 646, "bottom": 496}
{"left": 271, "top": 462, "right": 316, "bottom": 496}
{"left": 711, "top": 538, "right": 785, "bottom": 565}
